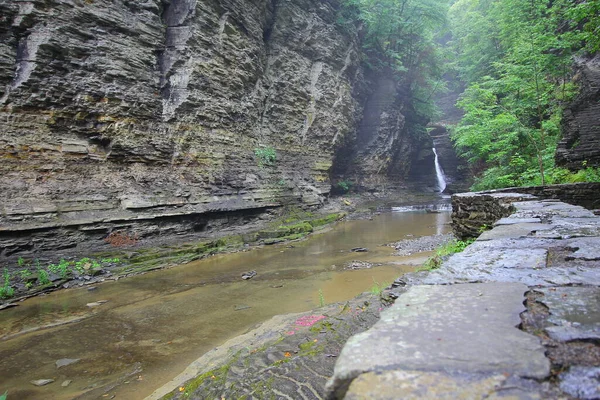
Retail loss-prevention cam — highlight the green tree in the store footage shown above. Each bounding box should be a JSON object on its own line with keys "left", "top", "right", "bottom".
{"left": 449, "top": 0, "right": 594, "bottom": 190}
{"left": 341, "top": 0, "right": 449, "bottom": 119}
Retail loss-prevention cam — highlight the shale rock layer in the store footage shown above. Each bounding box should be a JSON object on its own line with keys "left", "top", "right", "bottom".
{"left": 0, "top": 0, "right": 377, "bottom": 259}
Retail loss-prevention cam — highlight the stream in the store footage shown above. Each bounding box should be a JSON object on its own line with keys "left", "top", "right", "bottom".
{"left": 0, "top": 208, "right": 451, "bottom": 399}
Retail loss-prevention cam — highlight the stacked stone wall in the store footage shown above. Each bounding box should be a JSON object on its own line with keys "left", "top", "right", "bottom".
{"left": 452, "top": 183, "right": 600, "bottom": 239}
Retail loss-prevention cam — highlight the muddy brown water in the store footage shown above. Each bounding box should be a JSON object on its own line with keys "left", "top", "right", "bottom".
{"left": 0, "top": 210, "right": 450, "bottom": 399}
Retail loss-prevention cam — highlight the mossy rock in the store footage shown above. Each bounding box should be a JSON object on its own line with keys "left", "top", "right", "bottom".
{"left": 308, "top": 212, "right": 346, "bottom": 227}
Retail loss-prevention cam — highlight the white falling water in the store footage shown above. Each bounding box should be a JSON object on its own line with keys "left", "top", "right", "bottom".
{"left": 432, "top": 147, "right": 447, "bottom": 192}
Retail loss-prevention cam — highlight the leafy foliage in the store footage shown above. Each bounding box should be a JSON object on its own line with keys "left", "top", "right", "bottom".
{"left": 254, "top": 147, "right": 277, "bottom": 167}
{"left": 340, "top": 0, "right": 449, "bottom": 120}
{"left": 336, "top": 180, "right": 352, "bottom": 193}
{"left": 421, "top": 239, "right": 474, "bottom": 270}
{"left": 0, "top": 257, "right": 121, "bottom": 300}
{"left": 448, "top": 0, "right": 600, "bottom": 190}
{"left": 369, "top": 278, "right": 391, "bottom": 296}
{"left": 0, "top": 269, "right": 14, "bottom": 299}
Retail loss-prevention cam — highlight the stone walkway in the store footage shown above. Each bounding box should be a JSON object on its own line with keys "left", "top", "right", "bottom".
{"left": 327, "top": 196, "right": 600, "bottom": 399}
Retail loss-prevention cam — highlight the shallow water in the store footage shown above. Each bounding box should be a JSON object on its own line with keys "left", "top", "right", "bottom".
{"left": 0, "top": 210, "right": 450, "bottom": 399}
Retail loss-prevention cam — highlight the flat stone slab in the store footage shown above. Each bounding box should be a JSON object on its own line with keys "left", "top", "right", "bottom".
{"left": 411, "top": 235, "right": 600, "bottom": 287}
{"left": 537, "top": 287, "right": 600, "bottom": 342}
{"left": 344, "top": 370, "right": 544, "bottom": 400}
{"left": 327, "top": 283, "right": 549, "bottom": 398}
{"left": 478, "top": 223, "right": 554, "bottom": 241}
{"left": 495, "top": 217, "right": 542, "bottom": 226}
{"left": 566, "top": 237, "right": 600, "bottom": 260}
{"left": 512, "top": 201, "right": 595, "bottom": 219}
{"left": 417, "top": 248, "right": 567, "bottom": 286}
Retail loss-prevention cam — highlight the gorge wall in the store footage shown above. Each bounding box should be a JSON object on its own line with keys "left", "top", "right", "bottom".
{"left": 556, "top": 54, "right": 600, "bottom": 170}
{"left": 0, "top": 0, "right": 429, "bottom": 260}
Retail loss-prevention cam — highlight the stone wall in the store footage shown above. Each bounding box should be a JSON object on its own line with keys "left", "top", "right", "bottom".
{"left": 452, "top": 182, "right": 600, "bottom": 239}
{"left": 484, "top": 182, "right": 600, "bottom": 211}
{"left": 451, "top": 192, "right": 535, "bottom": 240}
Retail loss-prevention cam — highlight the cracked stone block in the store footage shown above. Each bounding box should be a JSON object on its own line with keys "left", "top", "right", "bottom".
{"left": 327, "top": 283, "right": 549, "bottom": 398}
{"left": 560, "top": 366, "right": 600, "bottom": 399}
{"left": 537, "top": 287, "right": 600, "bottom": 342}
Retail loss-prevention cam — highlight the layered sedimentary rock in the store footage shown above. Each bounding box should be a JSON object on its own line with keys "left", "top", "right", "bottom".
{"left": 0, "top": 0, "right": 366, "bottom": 259}
{"left": 331, "top": 72, "right": 433, "bottom": 191}
{"left": 556, "top": 54, "right": 600, "bottom": 170}
{"left": 0, "top": 0, "right": 428, "bottom": 260}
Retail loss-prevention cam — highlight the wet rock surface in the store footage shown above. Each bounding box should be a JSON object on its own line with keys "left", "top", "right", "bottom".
{"left": 329, "top": 194, "right": 600, "bottom": 399}
{"left": 343, "top": 260, "right": 381, "bottom": 270}
{"left": 560, "top": 366, "right": 600, "bottom": 400}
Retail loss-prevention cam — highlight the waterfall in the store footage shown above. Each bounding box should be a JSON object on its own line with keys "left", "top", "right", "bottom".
{"left": 432, "top": 147, "right": 447, "bottom": 192}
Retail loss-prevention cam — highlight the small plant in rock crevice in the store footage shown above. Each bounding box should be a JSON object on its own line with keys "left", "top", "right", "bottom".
{"left": 370, "top": 278, "right": 390, "bottom": 296}
{"left": 318, "top": 289, "right": 325, "bottom": 307}
{"left": 0, "top": 269, "right": 14, "bottom": 299}
{"left": 37, "top": 268, "right": 51, "bottom": 285}
{"left": 336, "top": 180, "right": 352, "bottom": 193}
{"left": 254, "top": 146, "right": 277, "bottom": 167}
{"left": 47, "top": 259, "right": 70, "bottom": 279}
{"left": 420, "top": 239, "right": 475, "bottom": 271}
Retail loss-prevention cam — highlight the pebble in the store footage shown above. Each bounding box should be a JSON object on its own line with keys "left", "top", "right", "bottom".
{"left": 56, "top": 358, "right": 80, "bottom": 368}
{"left": 241, "top": 270, "right": 257, "bottom": 280}
{"left": 61, "top": 380, "right": 72, "bottom": 387}
{"left": 31, "top": 379, "right": 54, "bottom": 386}
{"left": 350, "top": 247, "right": 369, "bottom": 252}
{"left": 86, "top": 300, "right": 108, "bottom": 307}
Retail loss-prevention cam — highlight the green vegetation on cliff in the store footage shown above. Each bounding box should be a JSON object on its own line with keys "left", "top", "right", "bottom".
{"left": 339, "top": 0, "right": 449, "bottom": 120}
{"left": 447, "top": 0, "right": 600, "bottom": 190}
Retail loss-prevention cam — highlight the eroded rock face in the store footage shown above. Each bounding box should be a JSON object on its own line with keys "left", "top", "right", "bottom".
{"left": 330, "top": 72, "right": 433, "bottom": 192}
{"left": 556, "top": 54, "right": 600, "bottom": 170}
{"left": 0, "top": 0, "right": 385, "bottom": 259}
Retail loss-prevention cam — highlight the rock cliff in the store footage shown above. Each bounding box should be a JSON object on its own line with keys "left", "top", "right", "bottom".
{"left": 0, "top": 0, "right": 430, "bottom": 260}
{"left": 556, "top": 54, "right": 600, "bottom": 170}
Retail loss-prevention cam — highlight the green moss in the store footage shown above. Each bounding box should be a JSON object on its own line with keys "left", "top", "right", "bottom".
{"left": 308, "top": 212, "right": 345, "bottom": 228}
{"left": 271, "top": 358, "right": 291, "bottom": 366}
{"left": 247, "top": 376, "right": 276, "bottom": 399}
{"left": 299, "top": 343, "right": 325, "bottom": 357}
{"left": 309, "top": 320, "right": 334, "bottom": 333}
{"left": 262, "top": 233, "right": 307, "bottom": 245}
{"left": 163, "top": 352, "right": 241, "bottom": 399}
{"left": 299, "top": 341, "right": 315, "bottom": 351}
